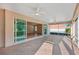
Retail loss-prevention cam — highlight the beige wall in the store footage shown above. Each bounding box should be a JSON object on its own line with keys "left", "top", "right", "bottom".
{"left": 27, "top": 24, "right": 34, "bottom": 33}
{"left": 0, "top": 9, "right": 5, "bottom": 47}
{"left": 4, "top": 9, "right": 46, "bottom": 47}
{"left": 37, "top": 24, "right": 42, "bottom": 34}
{"left": 5, "top": 9, "right": 27, "bottom": 47}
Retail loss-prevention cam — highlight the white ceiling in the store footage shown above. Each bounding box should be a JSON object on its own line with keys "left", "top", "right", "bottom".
{"left": 0, "top": 3, "right": 76, "bottom": 23}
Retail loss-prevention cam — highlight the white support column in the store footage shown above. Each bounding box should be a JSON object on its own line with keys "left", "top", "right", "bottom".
{"left": 42, "top": 24, "right": 49, "bottom": 36}
{"left": 78, "top": 17, "right": 79, "bottom": 48}
{"left": 72, "top": 22, "right": 75, "bottom": 41}
{"left": 47, "top": 24, "right": 50, "bottom": 35}
{"left": 74, "top": 16, "right": 79, "bottom": 48}
{"left": 71, "top": 17, "right": 79, "bottom": 48}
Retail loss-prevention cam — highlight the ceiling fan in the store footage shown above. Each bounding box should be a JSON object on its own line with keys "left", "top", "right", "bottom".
{"left": 31, "top": 7, "right": 46, "bottom": 16}
{"left": 34, "top": 7, "right": 40, "bottom": 16}
{"left": 25, "top": 4, "right": 46, "bottom": 16}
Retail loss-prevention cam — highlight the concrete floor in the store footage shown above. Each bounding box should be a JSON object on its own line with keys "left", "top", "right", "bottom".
{"left": 0, "top": 35, "right": 79, "bottom": 55}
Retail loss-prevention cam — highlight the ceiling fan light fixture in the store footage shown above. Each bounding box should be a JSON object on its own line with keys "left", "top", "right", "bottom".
{"left": 35, "top": 13, "right": 39, "bottom": 16}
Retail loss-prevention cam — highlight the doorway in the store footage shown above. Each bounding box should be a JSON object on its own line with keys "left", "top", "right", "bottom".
{"left": 27, "top": 22, "right": 42, "bottom": 38}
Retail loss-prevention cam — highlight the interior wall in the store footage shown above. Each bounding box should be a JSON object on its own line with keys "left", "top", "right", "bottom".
{"left": 36, "top": 24, "right": 42, "bottom": 34}
{"left": 27, "top": 25, "right": 34, "bottom": 33}
{"left": 27, "top": 22, "right": 34, "bottom": 34}
{"left": 5, "top": 9, "right": 45, "bottom": 47}
{"left": 5, "top": 9, "right": 27, "bottom": 47}
{"left": 0, "top": 9, "right": 5, "bottom": 47}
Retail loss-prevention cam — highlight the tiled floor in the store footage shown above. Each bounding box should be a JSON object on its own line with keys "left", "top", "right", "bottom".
{"left": 0, "top": 35, "right": 79, "bottom": 55}
{"left": 36, "top": 35, "right": 79, "bottom": 55}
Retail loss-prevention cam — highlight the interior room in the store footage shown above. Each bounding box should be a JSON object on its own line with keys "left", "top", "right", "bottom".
{"left": 27, "top": 22, "right": 42, "bottom": 38}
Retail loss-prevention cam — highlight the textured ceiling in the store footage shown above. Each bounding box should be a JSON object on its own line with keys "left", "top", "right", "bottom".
{"left": 0, "top": 3, "right": 76, "bottom": 23}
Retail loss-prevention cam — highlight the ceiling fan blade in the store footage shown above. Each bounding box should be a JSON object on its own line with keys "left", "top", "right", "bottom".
{"left": 36, "top": 8, "right": 40, "bottom": 12}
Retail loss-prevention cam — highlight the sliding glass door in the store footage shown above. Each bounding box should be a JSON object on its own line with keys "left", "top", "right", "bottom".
{"left": 14, "top": 19, "right": 26, "bottom": 42}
